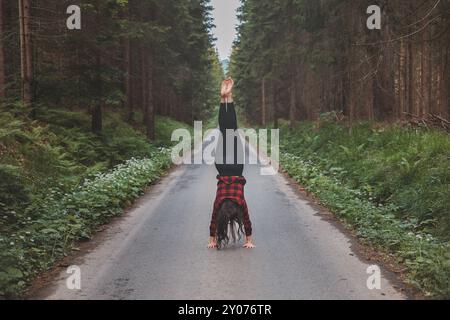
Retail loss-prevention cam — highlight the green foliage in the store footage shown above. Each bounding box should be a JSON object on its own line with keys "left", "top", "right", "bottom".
{"left": 0, "top": 154, "right": 171, "bottom": 298}
{"left": 280, "top": 120, "right": 450, "bottom": 297}
{"left": 0, "top": 0, "right": 220, "bottom": 298}
{"left": 0, "top": 105, "right": 190, "bottom": 297}
{"left": 129, "top": 0, "right": 222, "bottom": 121}
{"left": 231, "top": 0, "right": 310, "bottom": 121}
{"left": 281, "top": 120, "right": 450, "bottom": 236}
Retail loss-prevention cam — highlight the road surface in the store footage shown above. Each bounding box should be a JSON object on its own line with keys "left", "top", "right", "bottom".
{"left": 33, "top": 141, "right": 405, "bottom": 300}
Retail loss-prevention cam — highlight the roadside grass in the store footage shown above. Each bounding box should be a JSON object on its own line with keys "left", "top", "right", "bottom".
{"left": 0, "top": 104, "right": 190, "bottom": 298}
{"left": 279, "top": 118, "right": 450, "bottom": 297}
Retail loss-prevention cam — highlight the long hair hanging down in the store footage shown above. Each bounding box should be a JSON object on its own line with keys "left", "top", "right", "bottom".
{"left": 216, "top": 200, "right": 245, "bottom": 249}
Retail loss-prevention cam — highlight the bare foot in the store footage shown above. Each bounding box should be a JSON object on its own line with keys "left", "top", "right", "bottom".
{"left": 220, "top": 78, "right": 234, "bottom": 98}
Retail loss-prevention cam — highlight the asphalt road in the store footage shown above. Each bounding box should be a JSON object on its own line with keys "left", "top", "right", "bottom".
{"left": 34, "top": 142, "right": 405, "bottom": 300}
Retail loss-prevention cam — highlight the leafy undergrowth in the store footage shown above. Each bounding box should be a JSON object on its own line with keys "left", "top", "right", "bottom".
{"left": 0, "top": 105, "right": 188, "bottom": 298}
{"left": 0, "top": 155, "right": 171, "bottom": 297}
{"left": 279, "top": 117, "right": 450, "bottom": 298}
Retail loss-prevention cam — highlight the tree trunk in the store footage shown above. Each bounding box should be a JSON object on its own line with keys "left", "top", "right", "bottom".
{"left": 141, "top": 48, "right": 155, "bottom": 140}
{"left": 19, "top": 0, "right": 25, "bottom": 96}
{"left": 289, "top": 84, "right": 296, "bottom": 128}
{"left": 445, "top": 44, "right": 450, "bottom": 119}
{"left": 273, "top": 82, "right": 279, "bottom": 129}
{"left": 133, "top": 44, "right": 142, "bottom": 115}
{"left": 420, "top": 36, "right": 426, "bottom": 117}
{"left": 124, "top": 38, "right": 133, "bottom": 122}
{"left": 399, "top": 41, "right": 406, "bottom": 119}
{"left": 406, "top": 42, "right": 413, "bottom": 116}
{"left": 427, "top": 34, "right": 433, "bottom": 116}
{"left": 146, "top": 52, "right": 155, "bottom": 140}
{"left": 24, "top": 0, "right": 32, "bottom": 105}
{"left": 0, "top": 0, "right": 5, "bottom": 101}
{"left": 289, "top": 68, "right": 297, "bottom": 128}
{"left": 141, "top": 47, "right": 148, "bottom": 126}
{"left": 261, "top": 78, "right": 266, "bottom": 126}
{"left": 92, "top": 52, "right": 103, "bottom": 134}
{"left": 19, "top": 0, "right": 33, "bottom": 107}
{"left": 92, "top": 103, "right": 103, "bottom": 134}
{"left": 125, "top": 1, "right": 134, "bottom": 122}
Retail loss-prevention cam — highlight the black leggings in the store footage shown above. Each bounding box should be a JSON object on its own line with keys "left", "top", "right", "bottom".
{"left": 215, "top": 102, "right": 244, "bottom": 177}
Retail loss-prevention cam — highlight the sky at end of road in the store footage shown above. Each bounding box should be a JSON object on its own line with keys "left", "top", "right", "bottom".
{"left": 211, "top": 0, "right": 241, "bottom": 61}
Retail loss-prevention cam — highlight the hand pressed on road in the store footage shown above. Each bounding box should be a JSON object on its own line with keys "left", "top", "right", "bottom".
{"left": 207, "top": 237, "right": 217, "bottom": 249}
{"left": 243, "top": 236, "right": 255, "bottom": 249}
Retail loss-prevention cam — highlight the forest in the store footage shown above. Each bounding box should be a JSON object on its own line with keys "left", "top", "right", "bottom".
{"left": 230, "top": 0, "right": 450, "bottom": 297}
{"left": 1, "top": 0, "right": 222, "bottom": 130}
{"left": 231, "top": 0, "right": 450, "bottom": 127}
{"left": 0, "top": 0, "right": 222, "bottom": 297}
{"left": 0, "top": 0, "right": 449, "bottom": 299}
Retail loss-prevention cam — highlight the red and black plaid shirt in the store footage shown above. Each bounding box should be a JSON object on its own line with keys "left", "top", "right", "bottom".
{"left": 209, "top": 176, "right": 252, "bottom": 237}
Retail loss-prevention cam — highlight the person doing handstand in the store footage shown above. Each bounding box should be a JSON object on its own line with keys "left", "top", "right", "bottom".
{"left": 208, "top": 78, "right": 255, "bottom": 250}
